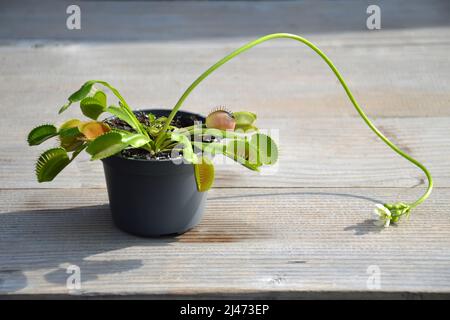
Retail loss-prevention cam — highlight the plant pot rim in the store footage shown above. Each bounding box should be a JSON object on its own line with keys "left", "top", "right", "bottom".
{"left": 104, "top": 107, "right": 205, "bottom": 163}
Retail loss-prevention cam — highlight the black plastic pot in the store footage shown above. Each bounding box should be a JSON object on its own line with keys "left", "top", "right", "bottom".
{"left": 101, "top": 109, "right": 207, "bottom": 237}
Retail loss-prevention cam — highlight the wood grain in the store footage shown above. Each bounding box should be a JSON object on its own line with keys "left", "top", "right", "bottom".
{"left": 0, "top": 187, "right": 449, "bottom": 298}
{"left": 1, "top": 40, "right": 449, "bottom": 119}
{"left": 1, "top": 0, "right": 449, "bottom": 298}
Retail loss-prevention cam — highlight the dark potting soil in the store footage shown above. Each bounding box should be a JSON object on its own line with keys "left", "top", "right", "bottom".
{"left": 104, "top": 111, "right": 198, "bottom": 132}
{"left": 120, "top": 148, "right": 174, "bottom": 161}
{"left": 104, "top": 111, "right": 205, "bottom": 160}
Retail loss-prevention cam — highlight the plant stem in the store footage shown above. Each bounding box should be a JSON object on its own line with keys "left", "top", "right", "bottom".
{"left": 95, "top": 81, "right": 153, "bottom": 150}
{"left": 158, "top": 33, "right": 433, "bottom": 208}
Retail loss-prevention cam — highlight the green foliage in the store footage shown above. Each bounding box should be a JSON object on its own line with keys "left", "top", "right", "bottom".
{"left": 145, "top": 115, "right": 176, "bottom": 138}
{"left": 27, "top": 124, "right": 58, "bottom": 146}
{"left": 35, "top": 148, "right": 71, "bottom": 182}
{"left": 250, "top": 133, "right": 278, "bottom": 165}
{"left": 86, "top": 132, "right": 150, "bottom": 160}
{"left": 58, "top": 119, "right": 83, "bottom": 151}
{"left": 29, "top": 79, "right": 278, "bottom": 191}
{"left": 233, "top": 111, "right": 256, "bottom": 122}
{"left": 171, "top": 132, "right": 198, "bottom": 163}
{"left": 192, "top": 130, "right": 276, "bottom": 174}
{"left": 121, "top": 132, "right": 151, "bottom": 148}
{"left": 86, "top": 132, "right": 127, "bottom": 161}
{"left": 226, "top": 138, "right": 261, "bottom": 171}
{"left": 233, "top": 111, "right": 258, "bottom": 132}
{"left": 194, "top": 157, "right": 215, "bottom": 192}
{"left": 59, "top": 80, "right": 97, "bottom": 114}
{"left": 80, "top": 91, "right": 107, "bottom": 120}
{"left": 106, "top": 105, "right": 140, "bottom": 131}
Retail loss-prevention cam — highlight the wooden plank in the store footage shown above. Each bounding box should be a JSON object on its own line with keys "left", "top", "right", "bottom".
{"left": 1, "top": 2, "right": 450, "bottom": 131}
{"left": 1, "top": 0, "right": 449, "bottom": 299}
{"left": 0, "top": 187, "right": 449, "bottom": 297}
{"left": 2, "top": 117, "right": 448, "bottom": 189}
{"left": 1, "top": 41, "right": 449, "bottom": 119}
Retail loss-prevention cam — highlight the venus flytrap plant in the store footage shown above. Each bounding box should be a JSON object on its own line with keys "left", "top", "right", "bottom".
{"left": 28, "top": 79, "right": 273, "bottom": 190}
{"left": 28, "top": 33, "right": 432, "bottom": 229}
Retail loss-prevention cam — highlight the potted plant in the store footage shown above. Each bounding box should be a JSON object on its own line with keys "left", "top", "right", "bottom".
{"left": 28, "top": 33, "right": 432, "bottom": 236}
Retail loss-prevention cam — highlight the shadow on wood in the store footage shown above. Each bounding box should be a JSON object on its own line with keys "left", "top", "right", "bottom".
{"left": 0, "top": 205, "right": 173, "bottom": 293}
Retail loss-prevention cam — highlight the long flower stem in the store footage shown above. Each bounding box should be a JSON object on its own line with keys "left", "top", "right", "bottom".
{"left": 158, "top": 33, "right": 432, "bottom": 208}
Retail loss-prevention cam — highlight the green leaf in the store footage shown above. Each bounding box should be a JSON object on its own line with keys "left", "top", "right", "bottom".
{"left": 59, "top": 126, "right": 81, "bottom": 138}
{"left": 27, "top": 124, "right": 58, "bottom": 146}
{"left": 68, "top": 80, "right": 97, "bottom": 102}
{"left": 171, "top": 132, "right": 198, "bottom": 163}
{"left": 80, "top": 91, "right": 107, "bottom": 120}
{"left": 121, "top": 133, "right": 150, "bottom": 148}
{"left": 196, "top": 139, "right": 261, "bottom": 171}
{"left": 106, "top": 105, "right": 140, "bottom": 131}
{"left": 58, "top": 119, "right": 83, "bottom": 152}
{"left": 226, "top": 138, "right": 261, "bottom": 171}
{"left": 147, "top": 113, "right": 156, "bottom": 123}
{"left": 93, "top": 90, "right": 106, "bottom": 106}
{"left": 233, "top": 111, "right": 256, "bottom": 125}
{"left": 234, "top": 123, "right": 258, "bottom": 132}
{"left": 194, "top": 157, "right": 215, "bottom": 192}
{"left": 250, "top": 133, "right": 278, "bottom": 165}
{"left": 59, "top": 80, "right": 97, "bottom": 114}
{"left": 86, "top": 132, "right": 128, "bottom": 161}
{"left": 233, "top": 111, "right": 258, "bottom": 132}
{"left": 35, "top": 148, "right": 71, "bottom": 182}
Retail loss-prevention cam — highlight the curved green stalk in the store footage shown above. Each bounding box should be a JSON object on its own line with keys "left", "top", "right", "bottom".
{"left": 94, "top": 82, "right": 146, "bottom": 133}
{"left": 92, "top": 81, "right": 153, "bottom": 151}
{"left": 158, "top": 32, "right": 432, "bottom": 210}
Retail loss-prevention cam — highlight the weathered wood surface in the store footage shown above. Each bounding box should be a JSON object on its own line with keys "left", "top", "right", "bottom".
{"left": 1, "top": 188, "right": 450, "bottom": 298}
{"left": 0, "top": 0, "right": 450, "bottom": 298}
